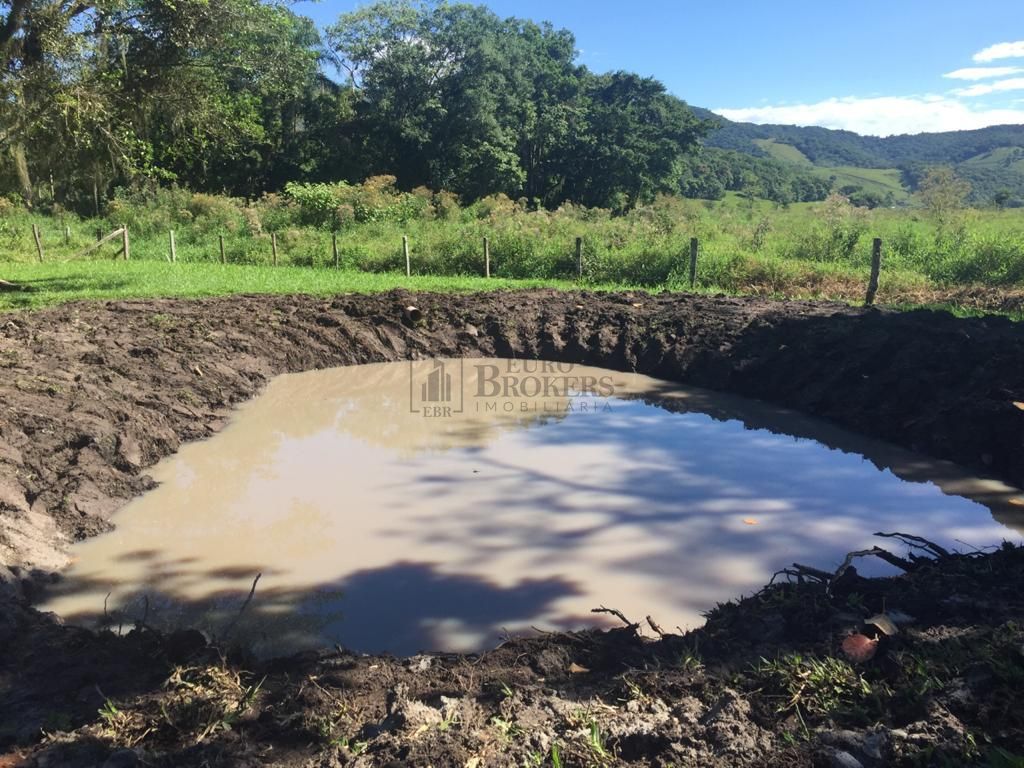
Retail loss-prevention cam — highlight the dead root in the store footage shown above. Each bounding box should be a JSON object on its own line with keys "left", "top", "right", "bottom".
{"left": 771, "top": 531, "right": 958, "bottom": 591}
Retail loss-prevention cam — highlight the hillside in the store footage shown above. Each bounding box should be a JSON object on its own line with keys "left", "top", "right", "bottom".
{"left": 691, "top": 107, "right": 1024, "bottom": 206}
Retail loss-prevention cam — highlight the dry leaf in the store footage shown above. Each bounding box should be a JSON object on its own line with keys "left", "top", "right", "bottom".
{"left": 742, "top": 518, "right": 758, "bottom": 526}
{"left": 842, "top": 633, "right": 879, "bottom": 663}
{"left": 1010, "top": 498, "right": 1024, "bottom": 507}
{"left": 631, "top": 302, "right": 644, "bottom": 308}
{"left": 1013, "top": 401, "right": 1024, "bottom": 411}
{"left": 568, "top": 662, "right": 590, "bottom": 674}
{"left": 865, "top": 613, "right": 899, "bottom": 636}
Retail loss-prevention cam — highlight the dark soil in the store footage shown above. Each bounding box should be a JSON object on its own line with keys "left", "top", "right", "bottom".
{"left": 2, "top": 290, "right": 1024, "bottom": 766}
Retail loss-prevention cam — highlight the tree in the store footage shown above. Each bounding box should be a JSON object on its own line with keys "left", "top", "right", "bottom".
{"left": 326, "top": 0, "right": 706, "bottom": 209}
{"left": 916, "top": 166, "right": 971, "bottom": 229}
{"left": 0, "top": 1, "right": 329, "bottom": 209}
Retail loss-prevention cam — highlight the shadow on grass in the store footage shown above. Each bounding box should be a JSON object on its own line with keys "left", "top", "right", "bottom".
{"left": 0, "top": 274, "right": 133, "bottom": 309}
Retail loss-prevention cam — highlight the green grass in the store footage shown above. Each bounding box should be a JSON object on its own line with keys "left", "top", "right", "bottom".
{"left": 752, "top": 138, "right": 910, "bottom": 203}
{"left": 960, "top": 146, "right": 1024, "bottom": 173}
{"left": 811, "top": 166, "right": 910, "bottom": 203}
{"left": 754, "top": 138, "right": 813, "bottom": 167}
{"left": 3, "top": 183, "right": 1023, "bottom": 315}
{"left": 0, "top": 261, "right": 586, "bottom": 311}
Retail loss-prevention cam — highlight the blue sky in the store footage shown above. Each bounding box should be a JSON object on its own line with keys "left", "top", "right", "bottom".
{"left": 294, "top": 1, "right": 1024, "bottom": 136}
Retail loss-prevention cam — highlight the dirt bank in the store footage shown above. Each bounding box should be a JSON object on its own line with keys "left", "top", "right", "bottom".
{"left": 2, "top": 290, "right": 1024, "bottom": 765}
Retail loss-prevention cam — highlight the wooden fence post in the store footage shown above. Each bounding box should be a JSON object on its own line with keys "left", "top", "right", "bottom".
{"left": 32, "top": 224, "right": 44, "bottom": 262}
{"left": 169, "top": 230, "right": 177, "bottom": 263}
{"left": 403, "top": 235, "right": 410, "bottom": 277}
{"left": 70, "top": 228, "right": 125, "bottom": 259}
{"left": 271, "top": 233, "right": 278, "bottom": 266}
{"left": 96, "top": 228, "right": 102, "bottom": 242}
{"left": 576, "top": 237, "right": 583, "bottom": 280}
{"left": 219, "top": 235, "right": 226, "bottom": 264}
{"left": 865, "top": 238, "right": 882, "bottom": 306}
{"left": 64, "top": 226, "right": 70, "bottom": 246}
{"left": 332, "top": 233, "right": 339, "bottom": 269}
{"left": 121, "top": 225, "right": 130, "bottom": 260}
{"left": 484, "top": 236, "right": 490, "bottom": 278}
{"left": 689, "top": 237, "right": 698, "bottom": 289}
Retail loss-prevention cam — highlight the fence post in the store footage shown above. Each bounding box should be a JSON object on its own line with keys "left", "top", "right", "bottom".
{"left": 64, "top": 226, "right": 70, "bottom": 246}
{"left": 32, "top": 224, "right": 44, "bottom": 262}
{"left": 484, "top": 236, "right": 490, "bottom": 278}
{"left": 689, "top": 237, "right": 698, "bottom": 289}
{"left": 122, "top": 225, "right": 130, "bottom": 260}
{"left": 576, "top": 237, "right": 583, "bottom": 280}
{"left": 169, "top": 230, "right": 176, "bottom": 263}
{"left": 219, "top": 235, "right": 226, "bottom": 264}
{"left": 96, "top": 228, "right": 102, "bottom": 243}
{"left": 332, "top": 233, "right": 339, "bottom": 269}
{"left": 403, "top": 235, "right": 410, "bottom": 277}
{"left": 865, "top": 238, "right": 882, "bottom": 306}
{"left": 271, "top": 233, "right": 278, "bottom": 266}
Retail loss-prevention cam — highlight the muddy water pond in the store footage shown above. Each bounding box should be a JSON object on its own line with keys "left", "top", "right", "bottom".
{"left": 38, "top": 360, "right": 1024, "bottom": 657}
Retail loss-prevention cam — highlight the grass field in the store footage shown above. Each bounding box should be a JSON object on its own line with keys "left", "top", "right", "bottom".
{"left": 754, "top": 138, "right": 813, "bottom": 166}
{"left": 809, "top": 166, "right": 910, "bottom": 203}
{"left": 753, "top": 138, "right": 910, "bottom": 204}
{"left": 2, "top": 182, "right": 1023, "bottom": 314}
{"left": 0, "top": 261, "right": 585, "bottom": 311}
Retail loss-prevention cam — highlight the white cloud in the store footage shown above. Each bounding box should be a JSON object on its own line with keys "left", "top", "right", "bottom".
{"left": 953, "top": 77, "right": 1024, "bottom": 97}
{"left": 944, "top": 66, "right": 1022, "bottom": 80}
{"left": 973, "top": 41, "right": 1024, "bottom": 62}
{"left": 714, "top": 95, "right": 1024, "bottom": 136}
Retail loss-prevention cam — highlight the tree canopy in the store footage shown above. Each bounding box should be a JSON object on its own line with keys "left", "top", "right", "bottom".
{"left": 0, "top": 0, "right": 711, "bottom": 213}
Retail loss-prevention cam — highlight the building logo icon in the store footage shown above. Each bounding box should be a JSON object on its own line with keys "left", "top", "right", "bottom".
{"left": 421, "top": 360, "right": 452, "bottom": 403}
{"left": 409, "top": 359, "right": 464, "bottom": 416}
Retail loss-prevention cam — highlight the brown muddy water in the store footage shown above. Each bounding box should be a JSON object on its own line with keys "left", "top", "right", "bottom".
{"left": 37, "top": 360, "right": 1024, "bottom": 657}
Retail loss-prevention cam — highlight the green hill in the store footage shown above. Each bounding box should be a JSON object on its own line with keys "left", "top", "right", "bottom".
{"left": 753, "top": 139, "right": 813, "bottom": 166}
{"left": 691, "top": 107, "right": 1024, "bottom": 206}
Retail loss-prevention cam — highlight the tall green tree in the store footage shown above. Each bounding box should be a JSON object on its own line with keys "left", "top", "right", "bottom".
{"left": 326, "top": 0, "right": 706, "bottom": 209}
{"left": 0, "top": 1, "right": 333, "bottom": 208}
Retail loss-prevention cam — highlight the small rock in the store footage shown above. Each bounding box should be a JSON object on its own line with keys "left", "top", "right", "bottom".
{"left": 829, "top": 749, "right": 864, "bottom": 768}
{"left": 409, "top": 655, "right": 433, "bottom": 672}
{"left": 862, "top": 729, "right": 888, "bottom": 760}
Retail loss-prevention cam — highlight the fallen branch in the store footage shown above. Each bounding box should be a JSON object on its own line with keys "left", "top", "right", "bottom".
{"left": 873, "top": 532, "right": 951, "bottom": 559}
{"left": 222, "top": 572, "right": 261, "bottom": 640}
{"left": 0, "top": 279, "right": 31, "bottom": 292}
{"left": 830, "top": 547, "right": 914, "bottom": 591}
{"left": 591, "top": 605, "right": 638, "bottom": 629}
{"left": 646, "top": 615, "right": 666, "bottom": 637}
{"left": 787, "top": 563, "right": 833, "bottom": 582}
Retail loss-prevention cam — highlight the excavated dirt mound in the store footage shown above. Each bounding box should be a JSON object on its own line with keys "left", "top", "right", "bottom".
{"left": 2, "top": 289, "right": 1024, "bottom": 766}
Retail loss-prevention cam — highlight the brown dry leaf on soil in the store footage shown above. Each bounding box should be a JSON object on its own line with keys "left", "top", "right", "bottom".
{"left": 568, "top": 663, "right": 590, "bottom": 674}
{"left": 742, "top": 518, "right": 758, "bottom": 525}
{"left": 841, "top": 633, "right": 879, "bottom": 663}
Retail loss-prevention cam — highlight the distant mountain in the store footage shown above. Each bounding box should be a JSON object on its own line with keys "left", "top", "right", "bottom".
{"left": 690, "top": 107, "right": 1024, "bottom": 206}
